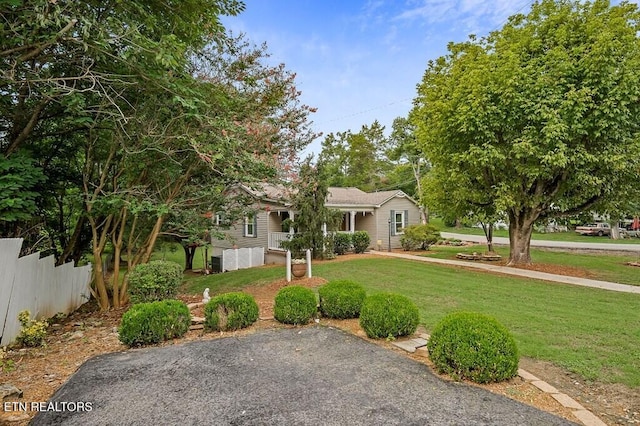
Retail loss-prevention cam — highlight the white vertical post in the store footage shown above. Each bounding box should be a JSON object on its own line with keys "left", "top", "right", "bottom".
{"left": 285, "top": 250, "right": 291, "bottom": 282}
{"left": 288, "top": 211, "right": 295, "bottom": 236}
{"left": 305, "top": 249, "right": 312, "bottom": 278}
{"left": 350, "top": 211, "right": 356, "bottom": 233}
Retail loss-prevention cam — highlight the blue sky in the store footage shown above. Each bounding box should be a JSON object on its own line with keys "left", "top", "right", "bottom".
{"left": 222, "top": 0, "right": 635, "bottom": 156}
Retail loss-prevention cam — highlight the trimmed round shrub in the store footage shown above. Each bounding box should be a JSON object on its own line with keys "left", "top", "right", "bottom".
{"left": 274, "top": 286, "right": 317, "bottom": 325}
{"left": 427, "top": 312, "right": 519, "bottom": 384}
{"left": 128, "top": 260, "right": 183, "bottom": 304}
{"left": 204, "top": 292, "right": 259, "bottom": 331}
{"left": 352, "top": 231, "right": 370, "bottom": 253}
{"left": 359, "top": 293, "right": 419, "bottom": 339}
{"left": 333, "top": 232, "right": 352, "bottom": 255}
{"left": 318, "top": 280, "right": 366, "bottom": 319}
{"left": 118, "top": 299, "right": 191, "bottom": 347}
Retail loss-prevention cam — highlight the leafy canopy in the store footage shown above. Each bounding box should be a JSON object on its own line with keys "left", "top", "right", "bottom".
{"left": 412, "top": 0, "right": 640, "bottom": 263}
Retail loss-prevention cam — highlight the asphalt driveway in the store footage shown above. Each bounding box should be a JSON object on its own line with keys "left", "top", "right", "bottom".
{"left": 32, "top": 326, "right": 575, "bottom": 425}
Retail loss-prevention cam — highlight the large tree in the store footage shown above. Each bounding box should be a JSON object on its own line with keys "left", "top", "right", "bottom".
{"left": 412, "top": 0, "right": 640, "bottom": 265}
{"left": 318, "top": 121, "right": 389, "bottom": 191}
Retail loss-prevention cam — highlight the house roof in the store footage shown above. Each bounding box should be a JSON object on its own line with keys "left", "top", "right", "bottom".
{"left": 239, "top": 182, "right": 294, "bottom": 205}
{"left": 238, "top": 183, "right": 415, "bottom": 209}
{"left": 326, "top": 187, "right": 409, "bottom": 207}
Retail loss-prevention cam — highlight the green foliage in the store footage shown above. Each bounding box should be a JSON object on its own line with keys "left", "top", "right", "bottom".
{"left": 318, "top": 122, "right": 391, "bottom": 191}
{"left": 279, "top": 233, "right": 309, "bottom": 259}
{"left": 318, "top": 280, "right": 366, "bottom": 319}
{"left": 118, "top": 300, "right": 191, "bottom": 347}
{"left": 286, "top": 159, "right": 343, "bottom": 259}
{"left": 351, "top": 231, "right": 370, "bottom": 253}
{"left": 128, "top": 260, "right": 183, "bottom": 304}
{"left": 0, "top": 347, "right": 15, "bottom": 373}
{"left": 359, "top": 293, "right": 419, "bottom": 339}
{"left": 400, "top": 224, "right": 440, "bottom": 251}
{"left": 15, "top": 310, "right": 48, "bottom": 348}
{"left": 273, "top": 286, "right": 317, "bottom": 325}
{"left": 427, "top": 312, "right": 519, "bottom": 384}
{"left": 204, "top": 292, "right": 259, "bottom": 331}
{"left": 0, "top": 153, "right": 45, "bottom": 223}
{"left": 333, "top": 232, "right": 352, "bottom": 255}
{"left": 413, "top": 0, "right": 640, "bottom": 264}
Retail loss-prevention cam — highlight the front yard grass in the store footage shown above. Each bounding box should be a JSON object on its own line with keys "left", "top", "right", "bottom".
{"left": 182, "top": 256, "right": 640, "bottom": 388}
{"left": 425, "top": 244, "right": 640, "bottom": 285}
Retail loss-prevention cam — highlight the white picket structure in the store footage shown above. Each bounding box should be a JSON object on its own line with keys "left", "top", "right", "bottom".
{"left": 221, "top": 247, "right": 264, "bottom": 272}
{"left": 0, "top": 239, "right": 92, "bottom": 346}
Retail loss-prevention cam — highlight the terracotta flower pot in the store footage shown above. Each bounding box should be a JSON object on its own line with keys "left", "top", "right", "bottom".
{"left": 291, "top": 262, "right": 307, "bottom": 278}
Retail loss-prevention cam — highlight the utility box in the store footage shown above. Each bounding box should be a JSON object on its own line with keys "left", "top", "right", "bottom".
{"left": 210, "top": 255, "right": 222, "bottom": 273}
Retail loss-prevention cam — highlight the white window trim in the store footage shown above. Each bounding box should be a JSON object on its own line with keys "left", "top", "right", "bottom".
{"left": 394, "top": 211, "right": 405, "bottom": 235}
{"left": 244, "top": 215, "right": 255, "bottom": 237}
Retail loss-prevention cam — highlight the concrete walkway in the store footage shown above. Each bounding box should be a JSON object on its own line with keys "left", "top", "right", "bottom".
{"left": 372, "top": 251, "right": 640, "bottom": 294}
{"left": 440, "top": 232, "right": 640, "bottom": 252}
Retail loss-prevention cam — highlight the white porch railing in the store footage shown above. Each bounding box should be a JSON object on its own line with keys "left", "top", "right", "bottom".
{"left": 269, "top": 232, "right": 292, "bottom": 250}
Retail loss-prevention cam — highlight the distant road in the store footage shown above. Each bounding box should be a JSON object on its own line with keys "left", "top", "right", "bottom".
{"left": 440, "top": 232, "right": 640, "bottom": 253}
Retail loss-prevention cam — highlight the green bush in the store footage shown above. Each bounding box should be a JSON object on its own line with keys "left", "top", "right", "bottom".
{"left": 16, "top": 310, "right": 48, "bottom": 347}
{"left": 359, "top": 293, "right": 419, "bottom": 339}
{"left": 204, "top": 292, "right": 259, "bottom": 331}
{"left": 352, "top": 231, "right": 370, "bottom": 253}
{"left": 128, "top": 260, "right": 183, "bottom": 304}
{"left": 427, "top": 312, "right": 519, "bottom": 384}
{"left": 318, "top": 280, "right": 366, "bottom": 319}
{"left": 118, "top": 299, "right": 191, "bottom": 347}
{"left": 333, "top": 232, "right": 352, "bottom": 255}
{"left": 274, "top": 286, "right": 317, "bottom": 325}
{"left": 400, "top": 224, "right": 440, "bottom": 251}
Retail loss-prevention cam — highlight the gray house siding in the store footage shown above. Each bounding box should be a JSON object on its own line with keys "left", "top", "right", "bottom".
{"left": 212, "top": 200, "right": 284, "bottom": 255}
{"left": 374, "top": 197, "right": 421, "bottom": 250}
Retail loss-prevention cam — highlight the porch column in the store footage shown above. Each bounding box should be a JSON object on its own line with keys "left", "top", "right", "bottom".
{"left": 349, "top": 211, "right": 356, "bottom": 233}
{"left": 288, "top": 210, "right": 295, "bottom": 235}
{"left": 266, "top": 211, "right": 271, "bottom": 249}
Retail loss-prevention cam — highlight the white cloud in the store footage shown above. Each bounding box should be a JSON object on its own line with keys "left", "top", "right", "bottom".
{"left": 394, "top": 0, "right": 531, "bottom": 34}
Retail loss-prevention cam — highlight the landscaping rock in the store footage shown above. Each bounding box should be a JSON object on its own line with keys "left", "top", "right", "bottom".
{"left": 0, "top": 383, "right": 23, "bottom": 400}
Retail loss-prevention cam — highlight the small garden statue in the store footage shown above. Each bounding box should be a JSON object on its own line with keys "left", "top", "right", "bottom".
{"left": 202, "top": 288, "right": 210, "bottom": 304}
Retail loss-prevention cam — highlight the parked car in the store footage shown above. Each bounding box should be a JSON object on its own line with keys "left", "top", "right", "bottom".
{"left": 575, "top": 223, "right": 611, "bottom": 237}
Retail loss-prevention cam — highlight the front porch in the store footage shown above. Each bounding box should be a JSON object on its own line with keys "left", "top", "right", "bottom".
{"left": 267, "top": 210, "right": 374, "bottom": 251}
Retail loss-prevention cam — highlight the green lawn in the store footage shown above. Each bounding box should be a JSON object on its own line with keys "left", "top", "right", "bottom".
{"left": 424, "top": 244, "right": 640, "bottom": 286}
{"left": 430, "top": 217, "right": 640, "bottom": 245}
{"left": 182, "top": 256, "right": 640, "bottom": 388}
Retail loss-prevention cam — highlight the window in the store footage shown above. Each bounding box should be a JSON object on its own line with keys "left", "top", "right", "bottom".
{"left": 214, "top": 212, "right": 231, "bottom": 229}
{"left": 244, "top": 214, "right": 257, "bottom": 237}
{"left": 390, "top": 209, "right": 408, "bottom": 236}
{"left": 394, "top": 211, "right": 405, "bottom": 235}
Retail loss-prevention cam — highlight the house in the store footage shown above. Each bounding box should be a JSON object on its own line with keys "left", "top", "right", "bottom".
{"left": 211, "top": 183, "right": 422, "bottom": 262}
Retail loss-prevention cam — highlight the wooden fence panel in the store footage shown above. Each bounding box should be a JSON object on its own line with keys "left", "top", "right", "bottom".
{"left": 0, "top": 239, "right": 92, "bottom": 346}
{"left": 0, "top": 239, "right": 23, "bottom": 347}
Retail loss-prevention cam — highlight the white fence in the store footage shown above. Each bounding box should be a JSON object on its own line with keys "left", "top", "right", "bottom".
{"left": 0, "top": 239, "right": 93, "bottom": 346}
{"left": 221, "top": 247, "right": 264, "bottom": 272}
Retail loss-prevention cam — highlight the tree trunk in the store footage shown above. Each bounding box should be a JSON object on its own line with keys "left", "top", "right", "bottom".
{"left": 507, "top": 210, "right": 539, "bottom": 266}
{"left": 481, "top": 222, "right": 494, "bottom": 253}
{"left": 183, "top": 244, "right": 197, "bottom": 270}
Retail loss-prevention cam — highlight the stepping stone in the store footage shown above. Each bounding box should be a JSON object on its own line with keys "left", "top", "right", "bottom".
{"left": 392, "top": 340, "right": 418, "bottom": 353}
{"left": 551, "top": 393, "right": 584, "bottom": 410}
{"left": 531, "top": 380, "right": 559, "bottom": 394}
{"left": 572, "top": 409, "right": 607, "bottom": 426}
{"left": 411, "top": 338, "right": 428, "bottom": 347}
{"left": 189, "top": 324, "right": 204, "bottom": 331}
{"left": 191, "top": 316, "right": 205, "bottom": 324}
{"left": 517, "top": 368, "right": 539, "bottom": 381}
